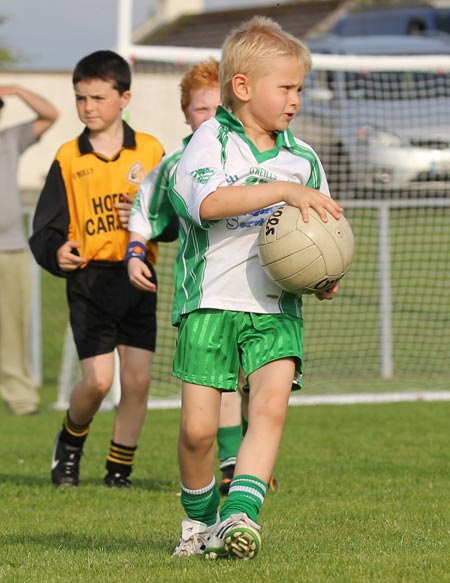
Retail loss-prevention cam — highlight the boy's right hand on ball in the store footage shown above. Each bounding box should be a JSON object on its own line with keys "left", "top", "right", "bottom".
{"left": 283, "top": 184, "right": 343, "bottom": 223}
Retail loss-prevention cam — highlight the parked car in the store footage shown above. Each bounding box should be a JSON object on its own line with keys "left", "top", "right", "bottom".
{"left": 331, "top": 5, "right": 450, "bottom": 37}
{"left": 291, "top": 35, "right": 450, "bottom": 198}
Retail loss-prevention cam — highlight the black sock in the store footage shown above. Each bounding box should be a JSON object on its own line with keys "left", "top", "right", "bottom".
{"left": 105, "top": 441, "right": 137, "bottom": 477}
{"left": 60, "top": 410, "right": 90, "bottom": 448}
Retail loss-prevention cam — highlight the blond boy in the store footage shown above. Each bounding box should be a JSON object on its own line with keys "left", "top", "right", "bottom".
{"left": 167, "top": 17, "right": 343, "bottom": 559}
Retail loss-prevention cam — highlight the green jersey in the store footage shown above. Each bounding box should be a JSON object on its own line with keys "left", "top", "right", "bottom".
{"left": 129, "top": 135, "right": 191, "bottom": 241}
{"left": 169, "top": 106, "right": 330, "bottom": 325}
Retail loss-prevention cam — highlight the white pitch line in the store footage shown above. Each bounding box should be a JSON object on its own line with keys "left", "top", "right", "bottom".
{"left": 144, "top": 391, "right": 450, "bottom": 410}
{"left": 53, "top": 391, "right": 450, "bottom": 412}
{"left": 287, "top": 391, "right": 450, "bottom": 406}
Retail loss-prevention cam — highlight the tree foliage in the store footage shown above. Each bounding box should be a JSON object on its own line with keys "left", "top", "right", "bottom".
{"left": 0, "top": 16, "right": 18, "bottom": 66}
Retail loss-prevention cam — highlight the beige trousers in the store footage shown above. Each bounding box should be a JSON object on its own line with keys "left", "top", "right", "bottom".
{"left": 0, "top": 250, "right": 39, "bottom": 414}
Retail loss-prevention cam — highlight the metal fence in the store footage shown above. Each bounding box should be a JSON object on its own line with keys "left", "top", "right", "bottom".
{"left": 25, "top": 196, "right": 450, "bottom": 406}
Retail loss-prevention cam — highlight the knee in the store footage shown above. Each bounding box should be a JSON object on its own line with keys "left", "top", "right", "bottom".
{"left": 251, "top": 396, "right": 288, "bottom": 428}
{"left": 180, "top": 419, "right": 216, "bottom": 453}
{"left": 83, "top": 374, "right": 112, "bottom": 400}
{"left": 121, "top": 370, "right": 151, "bottom": 397}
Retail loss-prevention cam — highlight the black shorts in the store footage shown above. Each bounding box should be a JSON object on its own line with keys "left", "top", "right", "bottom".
{"left": 66, "top": 261, "right": 157, "bottom": 360}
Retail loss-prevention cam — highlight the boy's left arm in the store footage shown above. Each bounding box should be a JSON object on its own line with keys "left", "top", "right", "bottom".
{"left": 129, "top": 156, "right": 180, "bottom": 242}
{"left": 126, "top": 232, "right": 157, "bottom": 293}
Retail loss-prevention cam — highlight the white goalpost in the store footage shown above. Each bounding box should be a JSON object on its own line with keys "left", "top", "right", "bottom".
{"left": 52, "top": 328, "right": 121, "bottom": 411}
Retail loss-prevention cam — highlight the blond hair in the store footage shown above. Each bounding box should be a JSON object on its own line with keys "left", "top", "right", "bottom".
{"left": 180, "top": 58, "right": 220, "bottom": 117}
{"left": 220, "top": 16, "right": 312, "bottom": 110}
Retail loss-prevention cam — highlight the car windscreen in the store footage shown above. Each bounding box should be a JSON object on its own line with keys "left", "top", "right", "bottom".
{"left": 436, "top": 11, "right": 450, "bottom": 33}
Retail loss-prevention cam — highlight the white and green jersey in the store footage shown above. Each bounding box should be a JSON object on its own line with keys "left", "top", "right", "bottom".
{"left": 129, "top": 135, "right": 191, "bottom": 240}
{"left": 169, "top": 106, "right": 330, "bottom": 325}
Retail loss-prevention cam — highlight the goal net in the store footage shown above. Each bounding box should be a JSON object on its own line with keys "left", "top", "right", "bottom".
{"left": 53, "top": 46, "right": 450, "bottom": 408}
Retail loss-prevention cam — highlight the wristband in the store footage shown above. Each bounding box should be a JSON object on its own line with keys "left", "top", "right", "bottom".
{"left": 125, "top": 241, "right": 146, "bottom": 265}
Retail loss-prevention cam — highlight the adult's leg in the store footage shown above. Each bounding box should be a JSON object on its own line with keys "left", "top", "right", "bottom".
{"left": 0, "top": 251, "right": 38, "bottom": 414}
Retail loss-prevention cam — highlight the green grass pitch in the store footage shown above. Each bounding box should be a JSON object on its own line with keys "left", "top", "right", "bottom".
{"left": 1, "top": 389, "right": 449, "bottom": 582}
{"left": 10, "top": 204, "right": 448, "bottom": 581}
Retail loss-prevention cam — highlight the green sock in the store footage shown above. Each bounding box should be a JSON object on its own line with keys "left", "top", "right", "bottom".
{"left": 180, "top": 478, "right": 220, "bottom": 526}
{"left": 220, "top": 474, "right": 267, "bottom": 523}
{"left": 217, "top": 424, "right": 242, "bottom": 465}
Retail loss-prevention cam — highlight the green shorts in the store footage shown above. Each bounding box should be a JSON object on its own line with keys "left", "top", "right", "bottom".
{"left": 172, "top": 309, "right": 303, "bottom": 391}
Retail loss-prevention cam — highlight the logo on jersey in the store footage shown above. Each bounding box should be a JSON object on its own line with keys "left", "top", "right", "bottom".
{"left": 127, "top": 162, "right": 146, "bottom": 184}
{"left": 85, "top": 193, "right": 128, "bottom": 235}
{"left": 190, "top": 167, "right": 216, "bottom": 184}
{"left": 249, "top": 167, "right": 278, "bottom": 181}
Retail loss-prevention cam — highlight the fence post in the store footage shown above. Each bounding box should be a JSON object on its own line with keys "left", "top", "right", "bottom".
{"left": 27, "top": 208, "right": 42, "bottom": 387}
{"left": 377, "top": 203, "right": 393, "bottom": 378}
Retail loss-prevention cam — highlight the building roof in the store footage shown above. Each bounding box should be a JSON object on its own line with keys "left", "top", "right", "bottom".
{"left": 136, "top": 1, "right": 348, "bottom": 49}
{"left": 307, "top": 32, "right": 450, "bottom": 54}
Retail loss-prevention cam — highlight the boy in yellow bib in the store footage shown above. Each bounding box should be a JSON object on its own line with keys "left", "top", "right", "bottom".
{"left": 30, "top": 50, "right": 168, "bottom": 488}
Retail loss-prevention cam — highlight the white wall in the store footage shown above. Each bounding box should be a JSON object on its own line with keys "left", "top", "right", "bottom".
{"left": 0, "top": 69, "right": 187, "bottom": 197}
{"left": 154, "top": 0, "right": 203, "bottom": 20}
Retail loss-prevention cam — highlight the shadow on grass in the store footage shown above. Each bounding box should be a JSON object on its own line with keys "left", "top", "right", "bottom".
{"left": 0, "top": 473, "right": 175, "bottom": 492}
{"left": 0, "top": 530, "right": 171, "bottom": 553}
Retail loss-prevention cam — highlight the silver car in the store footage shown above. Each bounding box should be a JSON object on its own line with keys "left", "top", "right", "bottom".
{"left": 292, "top": 35, "right": 450, "bottom": 198}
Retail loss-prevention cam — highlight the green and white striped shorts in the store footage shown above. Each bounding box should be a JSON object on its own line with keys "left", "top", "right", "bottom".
{"left": 172, "top": 309, "right": 303, "bottom": 390}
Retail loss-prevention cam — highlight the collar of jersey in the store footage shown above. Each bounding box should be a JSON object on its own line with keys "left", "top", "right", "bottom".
{"left": 77, "top": 121, "right": 136, "bottom": 157}
{"left": 215, "top": 105, "right": 296, "bottom": 163}
{"left": 182, "top": 133, "right": 193, "bottom": 148}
